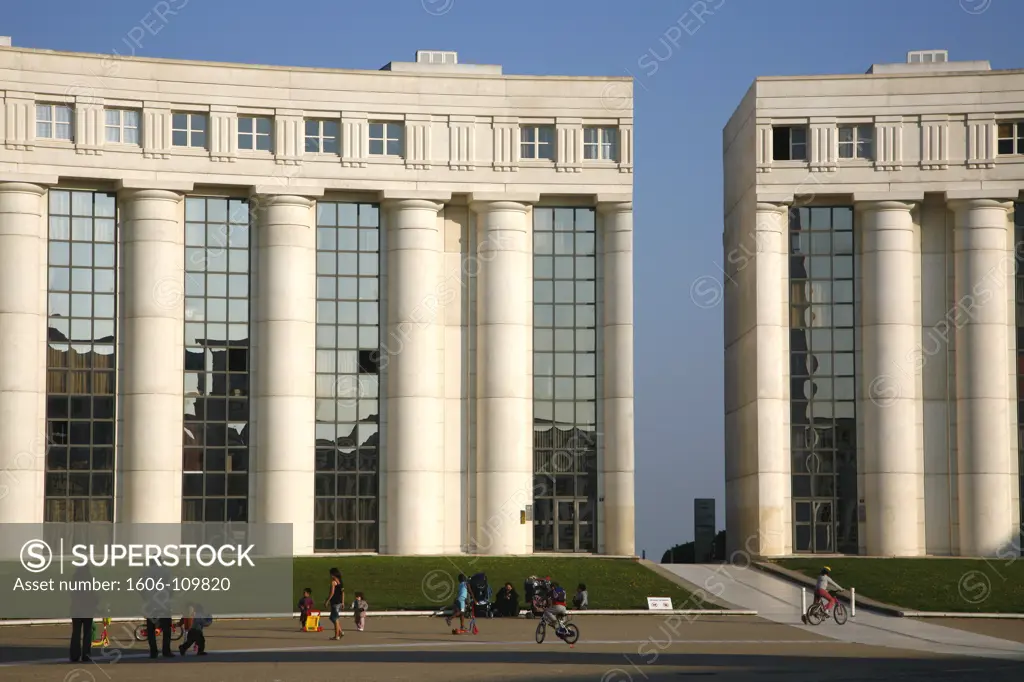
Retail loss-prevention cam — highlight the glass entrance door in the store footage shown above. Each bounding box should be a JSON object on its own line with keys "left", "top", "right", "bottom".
{"left": 536, "top": 495, "right": 595, "bottom": 552}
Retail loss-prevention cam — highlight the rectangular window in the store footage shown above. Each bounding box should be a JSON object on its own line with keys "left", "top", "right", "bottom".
{"left": 182, "top": 197, "right": 251, "bottom": 523}
{"left": 788, "top": 206, "right": 858, "bottom": 555}
{"left": 368, "top": 122, "right": 403, "bottom": 156}
{"left": 521, "top": 125, "right": 555, "bottom": 160}
{"left": 998, "top": 121, "right": 1024, "bottom": 156}
{"left": 305, "top": 119, "right": 340, "bottom": 154}
{"left": 583, "top": 127, "right": 618, "bottom": 161}
{"left": 772, "top": 126, "right": 807, "bottom": 161}
{"left": 37, "top": 104, "right": 74, "bottom": 141}
{"left": 238, "top": 116, "right": 273, "bottom": 152}
{"left": 104, "top": 109, "right": 140, "bottom": 145}
{"left": 838, "top": 125, "right": 872, "bottom": 160}
{"left": 314, "top": 201, "right": 381, "bottom": 552}
{"left": 532, "top": 207, "right": 598, "bottom": 553}
{"left": 172, "top": 112, "right": 208, "bottom": 148}
{"left": 45, "top": 190, "right": 118, "bottom": 522}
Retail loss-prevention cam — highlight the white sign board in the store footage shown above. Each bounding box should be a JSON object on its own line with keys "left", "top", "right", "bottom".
{"left": 647, "top": 597, "right": 673, "bottom": 611}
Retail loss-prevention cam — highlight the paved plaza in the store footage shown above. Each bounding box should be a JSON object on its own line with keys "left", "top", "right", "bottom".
{"left": 2, "top": 565, "right": 1023, "bottom": 681}
{"left": 1, "top": 614, "right": 1023, "bottom": 682}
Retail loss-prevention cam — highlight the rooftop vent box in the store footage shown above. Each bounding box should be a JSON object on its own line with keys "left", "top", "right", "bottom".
{"left": 416, "top": 50, "right": 458, "bottom": 65}
{"left": 907, "top": 50, "right": 948, "bottom": 64}
{"left": 0, "top": 37, "right": 10, "bottom": 48}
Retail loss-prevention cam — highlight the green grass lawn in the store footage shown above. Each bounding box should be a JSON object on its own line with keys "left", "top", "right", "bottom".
{"left": 293, "top": 557, "right": 713, "bottom": 611}
{"left": 774, "top": 557, "right": 1024, "bottom": 613}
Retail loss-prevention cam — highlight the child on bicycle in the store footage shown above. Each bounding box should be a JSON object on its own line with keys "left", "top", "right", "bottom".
{"left": 445, "top": 574, "right": 470, "bottom": 633}
{"left": 813, "top": 566, "right": 844, "bottom": 616}
{"left": 542, "top": 582, "right": 569, "bottom": 636}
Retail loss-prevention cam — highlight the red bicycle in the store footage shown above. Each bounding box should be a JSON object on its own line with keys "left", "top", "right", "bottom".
{"left": 133, "top": 622, "right": 185, "bottom": 642}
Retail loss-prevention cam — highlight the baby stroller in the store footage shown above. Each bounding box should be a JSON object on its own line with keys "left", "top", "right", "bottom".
{"left": 469, "top": 572, "right": 494, "bottom": 618}
{"left": 523, "top": 575, "right": 552, "bottom": 619}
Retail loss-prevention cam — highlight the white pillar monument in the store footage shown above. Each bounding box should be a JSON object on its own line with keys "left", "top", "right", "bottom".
{"left": 252, "top": 191, "right": 318, "bottom": 554}
{"left": 0, "top": 182, "right": 49, "bottom": 524}
{"left": 857, "top": 198, "right": 922, "bottom": 556}
{"left": 120, "top": 186, "right": 188, "bottom": 523}
{"left": 949, "top": 195, "right": 1016, "bottom": 557}
{"left": 598, "top": 200, "right": 635, "bottom": 556}
{"left": 470, "top": 194, "right": 536, "bottom": 555}
{"left": 750, "top": 202, "right": 790, "bottom": 556}
{"left": 382, "top": 194, "right": 447, "bottom": 554}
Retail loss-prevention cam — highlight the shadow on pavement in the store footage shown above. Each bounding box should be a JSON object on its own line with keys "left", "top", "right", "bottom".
{"left": 0, "top": 646, "right": 1022, "bottom": 681}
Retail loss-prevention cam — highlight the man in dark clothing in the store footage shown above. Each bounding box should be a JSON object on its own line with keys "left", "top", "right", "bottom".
{"left": 69, "top": 565, "right": 98, "bottom": 663}
{"left": 141, "top": 566, "right": 175, "bottom": 658}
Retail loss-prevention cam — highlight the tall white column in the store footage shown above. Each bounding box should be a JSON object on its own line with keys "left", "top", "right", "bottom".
{"left": 120, "top": 189, "right": 186, "bottom": 523}
{"left": 950, "top": 197, "right": 1016, "bottom": 557}
{"left": 383, "top": 198, "right": 445, "bottom": 555}
{"left": 0, "top": 182, "right": 48, "bottom": 523}
{"left": 252, "top": 194, "right": 316, "bottom": 555}
{"left": 471, "top": 199, "right": 533, "bottom": 555}
{"left": 858, "top": 200, "right": 922, "bottom": 556}
{"left": 599, "top": 201, "right": 635, "bottom": 556}
{"left": 752, "top": 202, "right": 790, "bottom": 556}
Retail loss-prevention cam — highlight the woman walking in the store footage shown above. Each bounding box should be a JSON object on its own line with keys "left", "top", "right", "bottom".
{"left": 325, "top": 567, "right": 345, "bottom": 640}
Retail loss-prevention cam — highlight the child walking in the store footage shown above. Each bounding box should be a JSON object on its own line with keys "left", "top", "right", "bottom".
{"left": 298, "top": 588, "right": 315, "bottom": 631}
{"left": 178, "top": 603, "right": 210, "bottom": 656}
{"left": 352, "top": 592, "right": 368, "bottom": 631}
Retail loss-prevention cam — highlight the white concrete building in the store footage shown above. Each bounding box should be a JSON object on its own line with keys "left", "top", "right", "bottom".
{"left": 724, "top": 50, "right": 1024, "bottom": 558}
{"left": 0, "top": 41, "right": 636, "bottom": 556}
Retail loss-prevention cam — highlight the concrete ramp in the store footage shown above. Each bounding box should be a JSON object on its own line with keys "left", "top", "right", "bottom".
{"left": 663, "top": 563, "right": 1024, "bottom": 660}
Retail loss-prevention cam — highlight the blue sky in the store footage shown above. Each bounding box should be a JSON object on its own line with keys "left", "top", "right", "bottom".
{"left": 4, "top": 0, "right": 1021, "bottom": 558}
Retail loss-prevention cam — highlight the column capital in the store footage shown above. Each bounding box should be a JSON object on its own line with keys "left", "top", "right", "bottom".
{"left": 469, "top": 199, "right": 533, "bottom": 214}
{"left": 378, "top": 189, "right": 452, "bottom": 204}
{"left": 947, "top": 199, "right": 1014, "bottom": 213}
{"left": 250, "top": 193, "right": 314, "bottom": 210}
{"left": 468, "top": 191, "right": 540, "bottom": 205}
{"left": 382, "top": 198, "right": 444, "bottom": 212}
{"left": 249, "top": 185, "right": 324, "bottom": 199}
{"left": 946, "top": 190, "right": 1016, "bottom": 212}
{"left": 120, "top": 188, "right": 183, "bottom": 204}
{"left": 854, "top": 200, "right": 916, "bottom": 213}
{"left": 117, "top": 179, "right": 194, "bottom": 193}
{"left": 596, "top": 200, "right": 633, "bottom": 214}
{"left": 0, "top": 182, "right": 49, "bottom": 196}
{"left": 853, "top": 191, "right": 923, "bottom": 204}
{"left": 755, "top": 202, "right": 789, "bottom": 214}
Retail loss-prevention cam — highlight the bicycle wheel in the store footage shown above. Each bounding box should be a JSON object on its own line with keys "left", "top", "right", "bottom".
{"left": 170, "top": 626, "right": 184, "bottom": 641}
{"left": 133, "top": 624, "right": 147, "bottom": 642}
{"left": 563, "top": 623, "right": 580, "bottom": 645}
{"left": 535, "top": 621, "right": 546, "bottom": 644}
{"left": 805, "top": 605, "right": 823, "bottom": 626}
{"left": 833, "top": 602, "right": 848, "bottom": 625}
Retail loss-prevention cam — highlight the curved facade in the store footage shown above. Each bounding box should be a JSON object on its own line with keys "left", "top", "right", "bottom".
{"left": 724, "top": 51, "right": 1024, "bottom": 557}
{"left": 0, "top": 43, "right": 635, "bottom": 556}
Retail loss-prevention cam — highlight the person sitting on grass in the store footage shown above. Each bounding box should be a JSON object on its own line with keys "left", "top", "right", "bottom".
{"left": 494, "top": 582, "right": 519, "bottom": 618}
{"left": 573, "top": 583, "right": 589, "bottom": 610}
{"left": 298, "top": 588, "right": 315, "bottom": 631}
{"left": 445, "top": 574, "right": 470, "bottom": 633}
